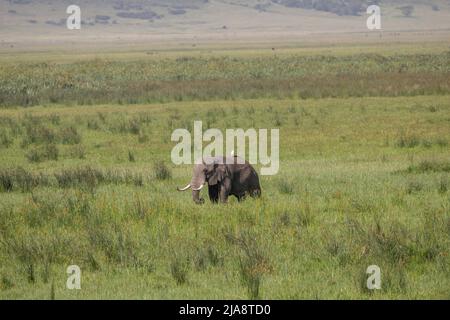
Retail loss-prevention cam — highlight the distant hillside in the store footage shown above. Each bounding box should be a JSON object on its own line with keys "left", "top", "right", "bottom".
{"left": 1, "top": 0, "right": 450, "bottom": 50}
{"left": 3, "top": 0, "right": 449, "bottom": 19}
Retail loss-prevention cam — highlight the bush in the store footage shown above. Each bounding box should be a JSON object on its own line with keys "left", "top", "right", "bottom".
{"left": 395, "top": 134, "right": 419, "bottom": 148}
{"left": 170, "top": 255, "right": 190, "bottom": 285}
{"left": 128, "top": 150, "right": 136, "bottom": 162}
{"left": 0, "top": 170, "right": 13, "bottom": 192}
{"left": 225, "top": 231, "right": 272, "bottom": 300}
{"left": 69, "top": 144, "right": 86, "bottom": 159}
{"left": 435, "top": 138, "right": 448, "bottom": 147}
{"left": 405, "top": 180, "right": 424, "bottom": 194}
{"left": 54, "top": 166, "right": 104, "bottom": 189}
{"left": 87, "top": 223, "right": 139, "bottom": 267}
{"left": 0, "top": 167, "right": 44, "bottom": 193}
{"left": 87, "top": 119, "right": 100, "bottom": 130}
{"left": 398, "top": 5, "right": 414, "bottom": 17}
{"left": 193, "top": 243, "right": 221, "bottom": 271}
{"left": 438, "top": 176, "right": 448, "bottom": 194}
{"left": 22, "top": 125, "right": 56, "bottom": 146}
{"left": 60, "top": 126, "right": 81, "bottom": 145}
{"left": 0, "top": 275, "right": 14, "bottom": 290}
{"left": 138, "top": 132, "right": 149, "bottom": 143}
{"left": 296, "top": 204, "right": 313, "bottom": 227}
{"left": 0, "top": 130, "right": 13, "bottom": 148}
{"left": 407, "top": 160, "right": 450, "bottom": 174}
{"left": 26, "top": 144, "right": 59, "bottom": 163}
{"left": 154, "top": 161, "right": 172, "bottom": 180}
{"left": 49, "top": 114, "right": 60, "bottom": 125}
{"left": 54, "top": 166, "right": 145, "bottom": 189}
{"left": 278, "top": 179, "right": 295, "bottom": 194}
{"left": 128, "top": 119, "right": 141, "bottom": 135}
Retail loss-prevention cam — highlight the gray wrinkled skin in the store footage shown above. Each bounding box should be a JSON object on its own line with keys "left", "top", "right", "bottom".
{"left": 186, "top": 156, "right": 261, "bottom": 204}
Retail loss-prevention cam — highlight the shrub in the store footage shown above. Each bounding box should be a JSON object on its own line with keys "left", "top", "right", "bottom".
{"left": 428, "top": 105, "right": 438, "bottom": 112}
{"left": 154, "top": 161, "right": 172, "bottom": 180}
{"left": 69, "top": 144, "right": 86, "bottom": 159}
{"left": 405, "top": 180, "right": 423, "bottom": 194}
{"left": 54, "top": 166, "right": 104, "bottom": 189}
{"left": 128, "top": 119, "right": 141, "bottom": 135}
{"left": 0, "top": 167, "right": 45, "bottom": 192}
{"left": 193, "top": 244, "right": 221, "bottom": 271}
{"left": 138, "top": 132, "right": 149, "bottom": 143}
{"left": 398, "top": 5, "right": 414, "bottom": 17}
{"left": 26, "top": 144, "right": 59, "bottom": 163}
{"left": 435, "top": 138, "right": 448, "bottom": 147}
{"left": 45, "top": 144, "right": 59, "bottom": 161}
{"left": 0, "top": 275, "right": 14, "bottom": 290}
{"left": 133, "top": 195, "right": 150, "bottom": 219}
{"left": 49, "top": 114, "right": 60, "bottom": 125}
{"left": 296, "top": 204, "right": 313, "bottom": 227}
{"left": 135, "top": 174, "right": 144, "bottom": 186}
{"left": 395, "top": 133, "right": 419, "bottom": 148}
{"left": 170, "top": 253, "right": 189, "bottom": 285}
{"left": 128, "top": 150, "right": 136, "bottom": 162}
{"left": 406, "top": 160, "right": 450, "bottom": 173}
{"left": 0, "top": 130, "right": 13, "bottom": 148}
{"left": 87, "top": 223, "right": 139, "bottom": 267}
{"left": 26, "top": 148, "right": 41, "bottom": 163}
{"left": 225, "top": 231, "right": 272, "bottom": 300}
{"left": 60, "top": 126, "right": 81, "bottom": 145}
{"left": 13, "top": 167, "right": 42, "bottom": 192}
{"left": 26, "top": 144, "right": 59, "bottom": 162}
{"left": 274, "top": 116, "right": 282, "bottom": 127}
{"left": 87, "top": 119, "right": 100, "bottom": 130}
{"left": 366, "top": 220, "right": 413, "bottom": 264}
{"left": 278, "top": 179, "right": 295, "bottom": 194}
{"left": 0, "top": 170, "right": 14, "bottom": 192}
{"left": 53, "top": 166, "right": 145, "bottom": 189}
{"left": 22, "top": 125, "right": 56, "bottom": 146}
{"left": 438, "top": 176, "right": 448, "bottom": 194}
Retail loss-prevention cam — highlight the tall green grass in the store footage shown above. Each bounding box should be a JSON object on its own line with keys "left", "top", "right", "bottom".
{"left": 0, "top": 94, "right": 449, "bottom": 299}
{"left": 1, "top": 52, "right": 449, "bottom": 107}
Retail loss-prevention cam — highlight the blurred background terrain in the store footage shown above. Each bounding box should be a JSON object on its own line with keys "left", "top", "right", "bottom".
{"left": 1, "top": 0, "right": 450, "bottom": 51}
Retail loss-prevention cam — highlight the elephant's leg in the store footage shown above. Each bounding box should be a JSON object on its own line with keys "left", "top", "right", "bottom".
{"left": 236, "top": 193, "right": 246, "bottom": 202}
{"left": 208, "top": 184, "right": 219, "bottom": 203}
{"left": 219, "top": 183, "right": 231, "bottom": 203}
{"left": 219, "top": 188, "right": 228, "bottom": 203}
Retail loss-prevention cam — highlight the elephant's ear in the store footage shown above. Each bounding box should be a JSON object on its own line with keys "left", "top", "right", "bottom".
{"left": 208, "top": 164, "right": 228, "bottom": 186}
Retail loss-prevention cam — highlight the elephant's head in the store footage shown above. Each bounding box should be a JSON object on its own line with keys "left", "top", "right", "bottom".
{"left": 177, "top": 157, "right": 228, "bottom": 204}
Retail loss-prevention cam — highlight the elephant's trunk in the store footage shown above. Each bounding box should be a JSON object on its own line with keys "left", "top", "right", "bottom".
{"left": 187, "top": 164, "right": 206, "bottom": 204}
{"left": 192, "top": 189, "right": 204, "bottom": 204}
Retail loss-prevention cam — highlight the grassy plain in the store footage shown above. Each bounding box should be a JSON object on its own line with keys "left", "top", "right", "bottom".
{"left": 1, "top": 43, "right": 450, "bottom": 108}
{"left": 0, "top": 44, "right": 449, "bottom": 299}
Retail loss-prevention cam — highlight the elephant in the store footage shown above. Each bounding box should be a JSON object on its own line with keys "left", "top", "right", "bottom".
{"left": 177, "top": 156, "right": 261, "bottom": 204}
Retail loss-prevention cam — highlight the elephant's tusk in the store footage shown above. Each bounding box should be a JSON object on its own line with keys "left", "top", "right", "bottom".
{"left": 177, "top": 184, "right": 191, "bottom": 191}
{"left": 192, "top": 184, "right": 205, "bottom": 191}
